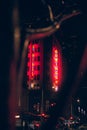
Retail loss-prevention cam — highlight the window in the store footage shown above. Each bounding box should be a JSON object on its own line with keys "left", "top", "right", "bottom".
{"left": 32, "top": 47, "right": 35, "bottom": 53}
{"left": 35, "top": 48, "right": 37, "bottom": 52}
{"left": 37, "top": 65, "right": 40, "bottom": 70}
{"left": 34, "top": 66, "right": 37, "bottom": 70}
{"left": 37, "top": 56, "right": 40, "bottom": 61}
{"left": 32, "top": 57, "right": 34, "bottom": 61}
{"left": 34, "top": 84, "right": 37, "bottom": 88}
{"left": 34, "top": 57, "right": 36, "bottom": 61}
{"left": 37, "top": 74, "right": 40, "bottom": 80}
{"left": 34, "top": 75, "right": 37, "bottom": 80}
{"left": 38, "top": 47, "right": 40, "bottom": 52}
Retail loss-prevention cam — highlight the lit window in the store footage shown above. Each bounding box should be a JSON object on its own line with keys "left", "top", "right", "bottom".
{"left": 34, "top": 84, "right": 37, "bottom": 88}
{"left": 32, "top": 47, "right": 35, "bottom": 53}
{"left": 37, "top": 84, "right": 39, "bottom": 87}
{"left": 35, "top": 48, "right": 37, "bottom": 52}
{"left": 34, "top": 57, "right": 36, "bottom": 61}
{"left": 32, "top": 57, "right": 35, "bottom": 61}
{"left": 31, "top": 83, "right": 34, "bottom": 88}
{"left": 33, "top": 66, "right": 36, "bottom": 70}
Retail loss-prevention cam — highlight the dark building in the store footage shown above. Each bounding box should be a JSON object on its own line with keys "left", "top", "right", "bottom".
{"left": 22, "top": 37, "right": 63, "bottom": 114}
{"left": 1, "top": 0, "right": 87, "bottom": 130}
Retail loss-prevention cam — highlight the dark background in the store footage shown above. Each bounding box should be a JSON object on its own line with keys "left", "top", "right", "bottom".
{"left": 0, "top": 0, "right": 87, "bottom": 129}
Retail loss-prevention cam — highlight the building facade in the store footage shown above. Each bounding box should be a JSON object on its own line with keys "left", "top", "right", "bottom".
{"left": 24, "top": 37, "right": 62, "bottom": 114}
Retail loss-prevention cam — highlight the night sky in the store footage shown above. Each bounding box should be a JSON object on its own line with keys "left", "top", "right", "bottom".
{"left": 61, "top": 14, "right": 87, "bottom": 103}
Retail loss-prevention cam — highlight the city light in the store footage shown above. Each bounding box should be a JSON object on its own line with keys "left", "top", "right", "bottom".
{"left": 77, "top": 99, "right": 80, "bottom": 103}
{"left": 51, "top": 40, "right": 62, "bottom": 91}
{"left": 27, "top": 40, "right": 43, "bottom": 89}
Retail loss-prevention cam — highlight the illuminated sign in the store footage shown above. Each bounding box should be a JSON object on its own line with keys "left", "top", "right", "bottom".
{"left": 51, "top": 40, "right": 62, "bottom": 92}
{"left": 27, "top": 40, "right": 43, "bottom": 89}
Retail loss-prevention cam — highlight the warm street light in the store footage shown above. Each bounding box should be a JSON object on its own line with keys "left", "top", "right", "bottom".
{"left": 77, "top": 99, "right": 80, "bottom": 103}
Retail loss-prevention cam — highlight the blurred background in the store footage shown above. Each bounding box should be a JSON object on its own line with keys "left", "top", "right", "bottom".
{"left": 0, "top": 0, "right": 87, "bottom": 130}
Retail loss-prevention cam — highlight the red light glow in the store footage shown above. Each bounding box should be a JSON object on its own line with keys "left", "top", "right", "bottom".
{"left": 51, "top": 41, "right": 62, "bottom": 91}
{"left": 35, "top": 123, "right": 40, "bottom": 127}
{"left": 27, "top": 40, "right": 43, "bottom": 89}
